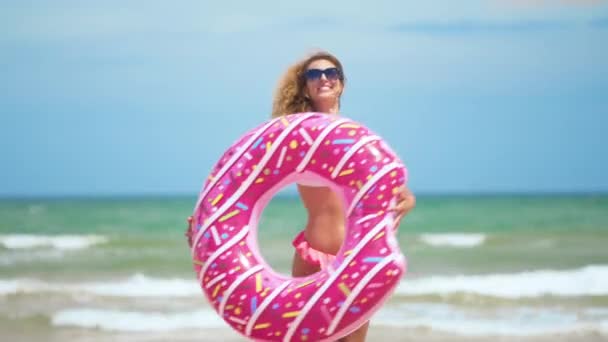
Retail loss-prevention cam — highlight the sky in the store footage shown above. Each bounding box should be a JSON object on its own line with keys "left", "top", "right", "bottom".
{"left": 1, "top": 0, "right": 607, "bottom": 197}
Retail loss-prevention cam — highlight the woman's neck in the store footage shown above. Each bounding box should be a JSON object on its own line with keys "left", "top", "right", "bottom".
{"left": 313, "top": 100, "right": 340, "bottom": 115}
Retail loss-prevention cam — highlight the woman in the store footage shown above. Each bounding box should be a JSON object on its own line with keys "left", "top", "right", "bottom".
{"left": 187, "top": 50, "right": 415, "bottom": 342}
{"left": 270, "top": 50, "right": 415, "bottom": 342}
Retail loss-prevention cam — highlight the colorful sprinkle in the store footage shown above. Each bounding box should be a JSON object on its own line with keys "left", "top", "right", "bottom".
{"left": 338, "top": 282, "right": 351, "bottom": 296}
{"left": 296, "top": 279, "right": 316, "bottom": 288}
{"left": 229, "top": 316, "right": 247, "bottom": 325}
{"left": 252, "top": 137, "right": 263, "bottom": 149}
{"left": 236, "top": 202, "right": 249, "bottom": 210}
{"left": 219, "top": 209, "right": 240, "bottom": 222}
{"left": 338, "top": 169, "right": 354, "bottom": 177}
{"left": 254, "top": 322, "right": 272, "bottom": 330}
{"left": 255, "top": 177, "right": 264, "bottom": 184}
{"left": 281, "top": 117, "right": 290, "bottom": 126}
{"left": 282, "top": 311, "right": 300, "bottom": 318}
{"left": 363, "top": 256, "right": 384, "bottom": 263}
{"left": 373, "top": 231, "right": 385, "bottom": 241}
{"left": 256, "top": 273, "right": 262, "bottom": 292}
{"left": 212, "top": 284, "right": 221, "bottom": 298}
{"left": 251, "top": 296, "right": 258, "bottom": 313}
{"left": 332, "top": 138, "right": 355, "bottom": 145}
{"left": 289, "top": 140, "right": 298, "bottom": 149}
{"left": 210, "top": 193, "right": 223, "bottom": 205}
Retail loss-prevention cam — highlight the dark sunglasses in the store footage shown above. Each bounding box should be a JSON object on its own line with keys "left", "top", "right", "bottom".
{"left": 304, "top": 67, "right": 342, "bottom": 81}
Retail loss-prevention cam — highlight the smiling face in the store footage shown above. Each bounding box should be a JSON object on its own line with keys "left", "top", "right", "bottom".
{"left": 304, "top": 58, "right": 344, "bottom": 112}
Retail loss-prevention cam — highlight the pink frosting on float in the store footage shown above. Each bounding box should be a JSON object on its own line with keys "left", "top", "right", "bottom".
{"left": 190, "top": 112, "right": 408, "bottom": 342}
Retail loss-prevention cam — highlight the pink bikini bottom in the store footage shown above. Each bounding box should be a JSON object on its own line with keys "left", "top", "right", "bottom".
{"left": 292, "top": 231, "right": 336, "bottom": 269}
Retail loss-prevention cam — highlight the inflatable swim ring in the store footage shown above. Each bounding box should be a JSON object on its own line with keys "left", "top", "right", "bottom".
{"left": 190, "top": 112, "right": 408, "bottom": 341}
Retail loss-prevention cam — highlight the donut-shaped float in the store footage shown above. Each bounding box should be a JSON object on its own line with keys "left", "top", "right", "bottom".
{"left": 190, "top": 112, "right": 408, "bottom": 341}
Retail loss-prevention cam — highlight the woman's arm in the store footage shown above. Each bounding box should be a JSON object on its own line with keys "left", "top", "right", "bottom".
{"left": 185, "top": 216, "right": 194, "bottom": 248}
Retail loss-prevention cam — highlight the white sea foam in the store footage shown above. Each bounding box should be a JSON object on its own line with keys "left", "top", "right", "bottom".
{"left": 418, "top": 233, "right": 486, "bottom": 248}
{"left": 397, "top": 265, "right": 608, "bottom": 298}
{"left": 3, "top": 265, "right": 608, "bottom": 300}
{"left": 0, "top": 234, "right": 108, "bottom": 250}
{"left": 375, "top": 303, "right": 608, "bottom": 336}
{"left": 52, "top": 308, "right": 224, "bottom": 332}
{"left": 0, "top": 274, "right": 200, "bottom": 298}
{"left": 49, "top": 304, "right": 608, "bottom": 336}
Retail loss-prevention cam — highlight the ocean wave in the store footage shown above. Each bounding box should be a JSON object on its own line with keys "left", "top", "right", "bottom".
{"left": 3, "top": 265, "right": 608, "bottom": 300}
{"left": 52, "top": 308, "right": 224, "bottom": 332}
{"left": 49, "top": 304, "right": 608, "bottom": 336}
{"left": 375, "top": 303, "right": 608, "bottom": 336}
{"left": 418, "top": 233, "right": 486, "bottom": 248}
{"left": 397, "top": 265, "right": 608, "bottom": 298}
{"left": 0, "top": 234, "right": 108, "bottom": 250}
{"left": 0, "top": 274, "right": 200, "bottom": 298}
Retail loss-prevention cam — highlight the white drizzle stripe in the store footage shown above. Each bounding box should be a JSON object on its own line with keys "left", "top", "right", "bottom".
{"left": 199, "top": 227, "right": 249, "bottom": 283}
{"left": 193, "top": 117, "right": 280, "bottom": 212}
{"left": 205, "top": 273, "right": 226, "bottom": 289}
{"left": 331, "top": 135, "right": 380, "bottom": 179}
{"left": 276, "top": 146, "right": 287, "bottom": 168}
{"left": 210, "top": 226, "right": 221, "bottom": 245}
{"left": 326, "top": 254, "right": 397, "bottom": 335}
{"left": 228, "top": 316, "right": 248, "bottom": 325}
{"left": 296, "top": 118, "right": 350, "bottom": 173}
{"left": 245, "top": 280, "right": 293, "bottom": 335}
{"left": 355, "top": 212, "right": 383, "bottom": 225}
{"left": 346, "top": 162, "right": 401, "bottom": 217}
{"left": 219, "top": 265, "right": 264, "bottom": 316}
{"left": 192, "top": 113, "right": 315, "bottom": 252}
{"left": 282, "top": 218, "right": 390, "bottom": 342}
{"left": 299, "top": 127, "right": 313, "bottom": 145}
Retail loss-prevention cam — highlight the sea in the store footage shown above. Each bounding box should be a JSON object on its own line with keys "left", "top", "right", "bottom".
{"left": 1, "top": 194, "right": 607, "bottom": 341}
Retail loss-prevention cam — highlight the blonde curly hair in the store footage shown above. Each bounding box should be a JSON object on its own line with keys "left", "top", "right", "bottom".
{"left": 271, "top": 51, "right": 346, "bottom": 118}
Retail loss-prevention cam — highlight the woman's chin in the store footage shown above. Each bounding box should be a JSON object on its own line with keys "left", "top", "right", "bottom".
{"left": 312, "top": 93, "right": 339, "bottom": 102}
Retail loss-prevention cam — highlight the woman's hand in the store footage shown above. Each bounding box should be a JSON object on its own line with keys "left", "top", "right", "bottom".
{"left": 389, "top": 185, "right": 416, "bottom": 228}
{"left": 185, "top": 216, "right": 194, "bottom": 248}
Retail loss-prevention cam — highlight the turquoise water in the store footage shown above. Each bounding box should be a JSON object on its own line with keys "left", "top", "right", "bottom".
{"left": 1, "top": 194, "right": 608, "bottom": 339}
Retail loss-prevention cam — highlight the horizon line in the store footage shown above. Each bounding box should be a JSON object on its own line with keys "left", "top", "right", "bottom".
{"left": 1, "top": 190, "right": 607, "bottom": 201}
